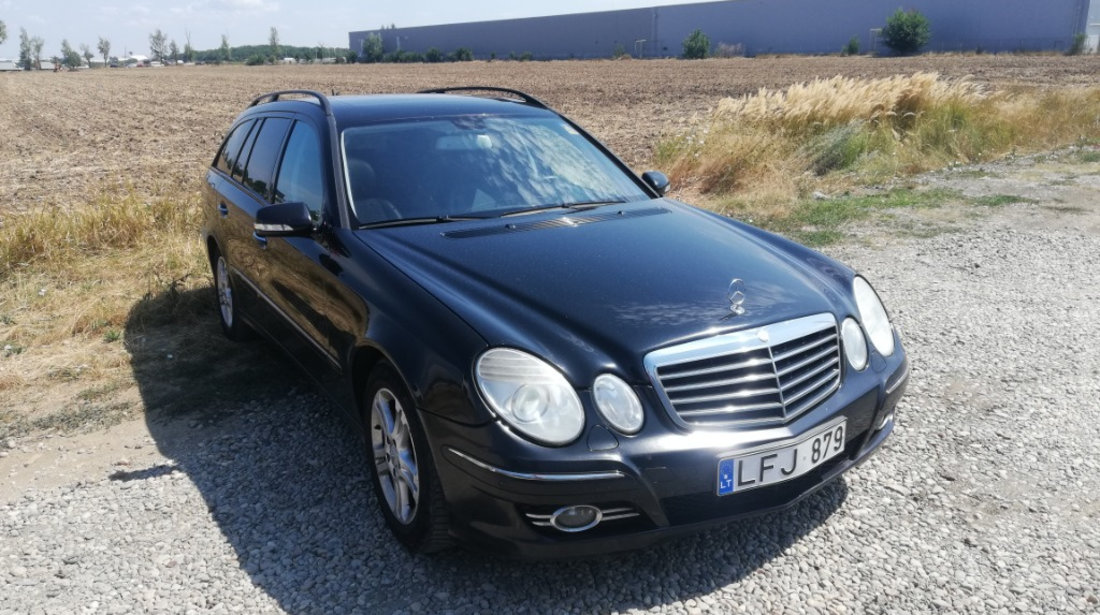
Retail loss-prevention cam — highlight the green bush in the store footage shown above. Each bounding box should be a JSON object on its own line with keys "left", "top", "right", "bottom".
{"left": 682, "top": 29, "right": 710, "bottom": 59}
{"left": 245, "top": 54, "right": 266, "bottom": 66}
{"left": 425, "top": 47, "right": 444, "bottom": 63}
{"left": 453, "top": 47, "right": 474, "bottom": 61}
{"left": 1068, "top": 33, "right": 1088, "bottom": 56}
{"left": 842, "top": 36, "right": 860, "bottom": 56}
{"left": 881, "top": 9, "right": 931, "bottom": 55}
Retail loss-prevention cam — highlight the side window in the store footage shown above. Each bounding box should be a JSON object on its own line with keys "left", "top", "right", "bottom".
{"left": 274, "top": 122, "right": 325, "bottom": 221}
{"left": 216, "top": 119, "right": 255, "bottom": 175}
{"left": 233, "top": 119, "right": 261, "bottom": 181}
{"left": 241, "top": 117, "right": 292, "bottom": 198}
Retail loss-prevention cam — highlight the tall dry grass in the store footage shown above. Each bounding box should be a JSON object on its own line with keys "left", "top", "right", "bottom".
{"left": 0, "top": 183, "right": 208, "bottom": 347}
{"left": 657, "top": 73, "right": 1100, "bottom": 200}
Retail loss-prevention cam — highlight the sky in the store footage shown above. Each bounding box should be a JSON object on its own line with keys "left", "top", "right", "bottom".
{"left": 0, "top": 0, "right": 709, "bottom": 60}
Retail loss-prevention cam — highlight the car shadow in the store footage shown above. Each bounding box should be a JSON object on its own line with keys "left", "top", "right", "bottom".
{"left": 128, "top": 286, "right": 848, "bottom": 614}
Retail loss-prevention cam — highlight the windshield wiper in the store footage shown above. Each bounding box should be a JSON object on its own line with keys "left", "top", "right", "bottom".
{"left": 358, "top": 215, "right": 487, "bottom": 229}
{"left": 498, "top": 199, "right": 629, "bottom": 218}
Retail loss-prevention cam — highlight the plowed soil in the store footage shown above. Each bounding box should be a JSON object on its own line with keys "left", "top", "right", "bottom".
{"left": 2, "top": 55, "right": 1099, "bottom": 210}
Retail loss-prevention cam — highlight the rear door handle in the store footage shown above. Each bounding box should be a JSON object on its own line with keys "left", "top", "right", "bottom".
{"left": 252, "top": 232, "right": 268, "bottom": 247}
{"left": 217, "top": 202, "right": 229, "bottom": 217}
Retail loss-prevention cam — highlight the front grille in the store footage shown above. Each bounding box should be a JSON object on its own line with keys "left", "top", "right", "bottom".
{"left": 645, "top": 313, "right": 841, "bottom": 428}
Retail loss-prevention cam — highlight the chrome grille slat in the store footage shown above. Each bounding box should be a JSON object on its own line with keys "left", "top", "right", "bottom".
{"left": 772, "top": 332, "right": 837, "bottom": 362}
{"left": 645, "top": 313, "right": 841, "bottom": 428}
{"left": 657, "top": 356, "right": 772, "bottom": 380}
{"left": 780, "top": 356, "right": 839, "bottom": 391}
{"left": 663, "top": 371, "right": 777, "bottom": 392}
{"left": 668, "top": 385, "right": 781, "bottom": 405}
{"left": 775, "top": 345, "right": 838, "bottom": 377}
{"left": 781, "top": 369, "right": 839, "bottom": 406}
{"left": 678, "top": 401, "right": 785, "bottom": 417}
{"left": 785, "top": 379, "right": 840, "bottom": 417}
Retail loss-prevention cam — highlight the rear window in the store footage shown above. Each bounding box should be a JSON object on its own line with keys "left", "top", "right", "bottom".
{"left": 241, "top": 118, "right": 292, "bottom": 198}
{"left": 216, "top": 119, "right": 255, "bottom": 175}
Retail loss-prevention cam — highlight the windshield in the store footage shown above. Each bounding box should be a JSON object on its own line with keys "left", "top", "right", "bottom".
{"left": 341, "top": 115, "right": 649, "bottom": 226}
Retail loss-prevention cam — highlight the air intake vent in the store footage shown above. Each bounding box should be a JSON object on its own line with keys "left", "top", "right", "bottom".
{"left": 443, "top": 206, "right": 668, "bottom": 238}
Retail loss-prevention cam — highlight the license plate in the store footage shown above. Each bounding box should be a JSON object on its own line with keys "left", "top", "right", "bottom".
{"left": 717, "top": 420, "right": 846, "bottom": 496}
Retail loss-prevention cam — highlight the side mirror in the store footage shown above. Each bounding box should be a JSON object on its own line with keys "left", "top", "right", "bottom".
{"left": 254, "top": 202, "right": 315, "bottom": 237}
{"left": 641, "top": 171, "right": 670, "bottom": 196}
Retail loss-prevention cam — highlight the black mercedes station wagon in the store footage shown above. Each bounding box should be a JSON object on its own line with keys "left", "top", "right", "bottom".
{"left": 202, "top": 87, "right": 909, "bottom": 558}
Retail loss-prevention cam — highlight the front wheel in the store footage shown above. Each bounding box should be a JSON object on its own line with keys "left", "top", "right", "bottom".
{"left": 364, "top": 364, "right": 451, "bottom": 553}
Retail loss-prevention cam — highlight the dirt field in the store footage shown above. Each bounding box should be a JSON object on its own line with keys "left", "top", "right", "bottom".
{"left": 0, "top": 56, "right": 1098, "bottom": 437}
{"left": 2, "top": 56, "right": 1099, "bottom": 210}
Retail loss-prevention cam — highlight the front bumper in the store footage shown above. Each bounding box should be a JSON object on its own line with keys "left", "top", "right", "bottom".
{"left": 426, "top": 354, "right": 909, "bottom": 559}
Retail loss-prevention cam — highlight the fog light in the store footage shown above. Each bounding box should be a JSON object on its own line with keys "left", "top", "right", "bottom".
{"left": 550, "top": 505, "right": 603, "bottom": 532}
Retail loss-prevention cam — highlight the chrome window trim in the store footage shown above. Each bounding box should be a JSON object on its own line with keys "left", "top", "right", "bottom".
{"left": 446, "top": 448, "right": 625, "bottom": 482}
{"left": 644, "top": 312, "right": 839, "bottom": 430}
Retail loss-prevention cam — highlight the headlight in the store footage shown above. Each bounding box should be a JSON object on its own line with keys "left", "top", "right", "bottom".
{"left": 841, "top": 317, "right": 868, "bottom": 371}
{"left": 853, "top": 276, "right": 895, "bottom": 357}
{"left": 475, "top": 348, "right": 585, "bottom": 446}
{"left": 593, "top": 374, "right": 644, "bottom": 434}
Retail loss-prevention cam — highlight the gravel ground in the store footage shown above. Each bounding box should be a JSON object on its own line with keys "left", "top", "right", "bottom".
{"left": 3, "top": 158, "right": 1100, "bottom": 614}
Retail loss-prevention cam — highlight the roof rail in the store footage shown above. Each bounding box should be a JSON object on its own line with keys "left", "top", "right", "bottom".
{"left": 249, "top": 90, "right": 332, "bottom": 115}
{"left": 417, "top": 86, "right": 548, "bottom": 109}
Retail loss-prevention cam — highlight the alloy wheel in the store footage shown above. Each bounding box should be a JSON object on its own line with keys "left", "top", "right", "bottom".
{"left": 370, "top": 387, "right": 420, "bottom": 524}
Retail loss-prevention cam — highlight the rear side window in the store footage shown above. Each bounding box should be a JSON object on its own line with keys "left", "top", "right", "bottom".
{"left": 274, "top": 122, "right": 325, "bottom": 220}
{"left": 241, "top": 117, "right": 292, "bottom": 198}
{"left": 216, "top": 119, "right": 255, "bottom": 175}
{"left": 233, "top": 120, "right": 261, "bottom": 180}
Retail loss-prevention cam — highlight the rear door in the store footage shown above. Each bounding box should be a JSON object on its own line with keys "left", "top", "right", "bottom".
{"left": 206, "top": 118, "right": 264, "bottom": 313}
{"left": 229, "top": 116, "right": 294, "bottom": 335}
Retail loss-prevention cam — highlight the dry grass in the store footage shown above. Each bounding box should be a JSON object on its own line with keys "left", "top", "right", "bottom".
{"left": 657, "top": 73, "right": 1100, "bottom": 202}
{"left": 1, "top": 180, "right": 208, "bottom": 347}
{"left": 0, "top": 178, "right": 212, "bottom": 436}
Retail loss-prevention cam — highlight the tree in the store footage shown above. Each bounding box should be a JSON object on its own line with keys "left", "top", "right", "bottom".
{"left": 0, "top": 20, "right": 6, "bottom": 45}
{"left": 19, "top": 28, "right": 31, "bottom": 70}
{"left": 219, "top": 34, "right": 231, "bottom": 63}
{"left": 269, "top": 26, "right": 280, "bottom": 59}
{"left": 842, "top": 36, "right": 860, "bottom": 56}
{"left": 98, "top": 37, "right": 111, "bottom": 66}
{"left": 80, "top": 43, "right": 94, "bottom": 67}
{"left": 682, "top": 29, "right": 710, "bottom": 59}
{"left": 453, "top": 47, "right": 473, "bottom": 62}
{"left": 361, "top": 32, "right": 383, "bottom": 63}
{"left": 183, "top": 30, "right": 195, "bottom": 63}
{"left": 31, "top": 35, "right": 45, "bottom": 70}
{"left": 169, "top": 40, "right": 179, "bottom": 63}
{"left": 149, "top": 28, "right": 168, "bottom": 63}
{"left": 60, "top": 39, "right": 81, "bottom": 69}
{"left": 881, "top": 9, "right": 931, "bottom": 55}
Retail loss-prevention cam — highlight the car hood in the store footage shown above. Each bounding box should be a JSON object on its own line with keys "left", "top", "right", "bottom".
{"left": 353, "top": 200, "right": 848, "bottom": 383}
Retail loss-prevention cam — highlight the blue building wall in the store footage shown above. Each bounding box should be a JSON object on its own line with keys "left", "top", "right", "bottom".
{"left": 350, "top": 0, "right": 1094, "bottom": 59}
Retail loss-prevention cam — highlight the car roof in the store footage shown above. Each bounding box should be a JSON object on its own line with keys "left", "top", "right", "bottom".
{"left": 243, "top": 93, "right": 556, "bottom": 129}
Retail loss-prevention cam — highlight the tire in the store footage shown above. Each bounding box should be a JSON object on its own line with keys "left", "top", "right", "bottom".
{"left": 363, "top": 364, "right": 452, "bottom": 553}
{"left": 210, "top": 248, "right": 252, "bottom": 341}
